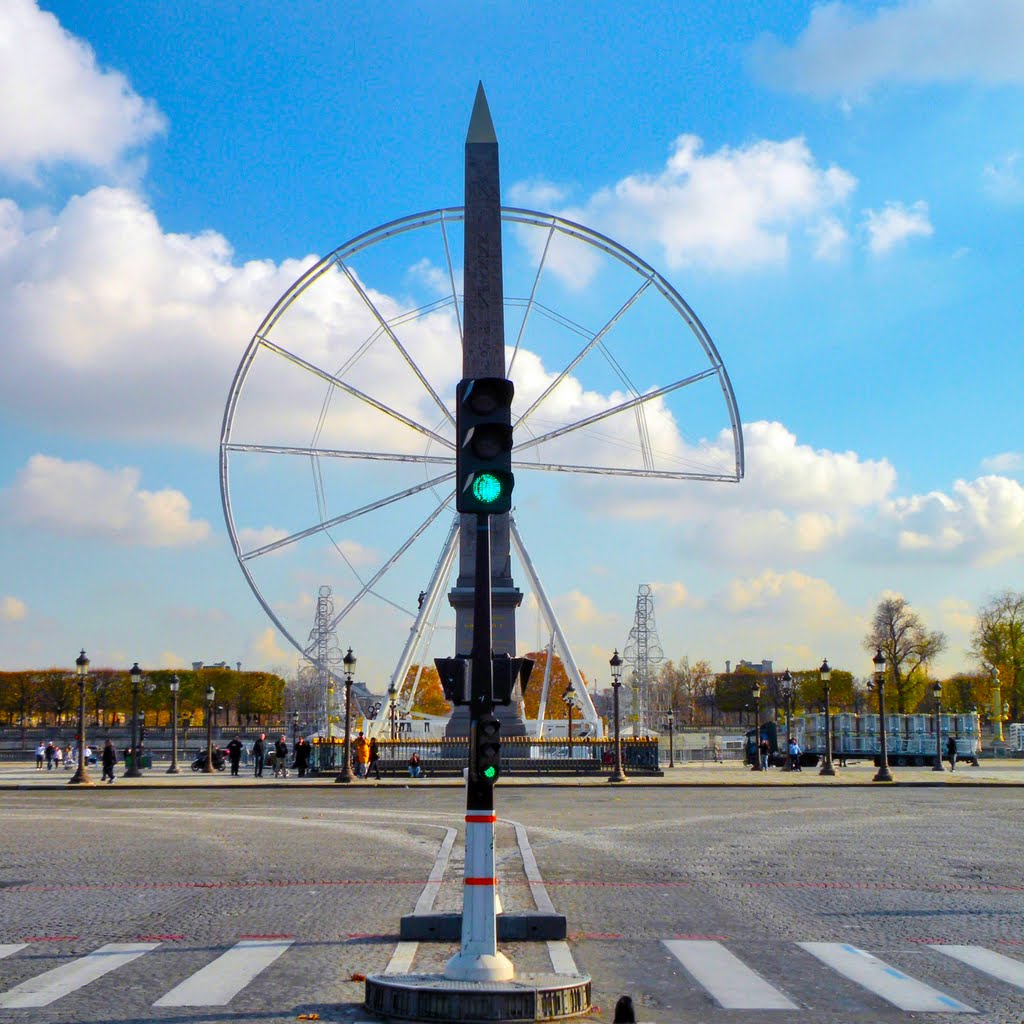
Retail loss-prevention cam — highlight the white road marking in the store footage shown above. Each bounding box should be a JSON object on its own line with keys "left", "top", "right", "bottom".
{"left": 384, "top": 826, "right": 456, "bottom": 976}
{"left": 546, "top": 940, "right": 578, "bottom": 975}
{"left": 800, "top": 942, "right": 975, "bottom": 1012}
{"left": 663, "top": 939, "right": 797, "bottom": 1010}
{"left": 153, "top": 939, "right": 292, "bottom": 1006}
{"left": 0, "top": 942, "right": 159, "bottom": 1008}
{"left": 0, "top": 945, "right": 27, "bottom": 960}
{"left": 931, "top": 944, "right": 1024, "bottom": 991}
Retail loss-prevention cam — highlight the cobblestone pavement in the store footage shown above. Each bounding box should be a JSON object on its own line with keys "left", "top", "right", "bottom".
{"left": 0, "top": 786, "right": 1020, "bottom": 1024}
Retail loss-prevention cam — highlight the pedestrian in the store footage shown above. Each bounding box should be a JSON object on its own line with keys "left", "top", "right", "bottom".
{"left": 274, "top": 735, "right": 288, "bottom": 778}
{"left": 53, "top": 745, "right": 63, "bottom": 770}
{"left": 788, "top": 736, "right": 802, "bottom": 771}
{"left": 252, "top": 733, "right": 266, "bottom": 778}
{"left": 408, "top": 751, "right": 422, "bottom": 778}
{"left": 101, "top": 739, "right": 117, "bottom": 783}
{"left": 226, "top": 736, "right": 243, "bottom": 776}
{"left": 759, "top": 737, "right": 771, "bottom": 772}
{"left": 45, "top": 741, "right": 54, "bottom": 770}
{"left": 64, "top": 745, "right": 73, "bottom": 769}
{"left": 353, "top": 731, "right": 370, "bottom": 779}
{"left": 294, "top": 735, "right": 310, "bottom": 778}
{"left": 613, "top": 995, "right": 636, "bottom": 1022}
{"left": 368, "top": 736, "right": 381, "bottom": 780}
{"left": 946, "top": 735, "right": 958, "bottom": 772}
{"left": 35, "top": 742, "right": 45, "bottom": 770}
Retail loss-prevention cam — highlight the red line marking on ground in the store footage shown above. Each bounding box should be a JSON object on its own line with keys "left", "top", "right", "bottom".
{"left": 570, "top": 932, "right": 623, "bottom": 940}
{"left": 544, "top": 880, "right": 693, "bottom": 887}
{"left": 137, "top": 934, "right": 185, "bottom": 941}
{"left": 673, "top": 934, "right": 730, "bottom": 940}
{"left": 346, "top": 933, "right": 390, "bottom": 940}
{"left": 240, "top": 934, "right": 294, "bottom": 940}
{"left": 907, "top": 938, "right": 948, "bottom": 944}
{"left": 23, "top": 936, "right": 78, "bottom": 942}
{"left": 998, "top": 939, "right": 1024, "bottom": 945}
{"left": 7, "top": 879, "right": 422, "bottom": 894}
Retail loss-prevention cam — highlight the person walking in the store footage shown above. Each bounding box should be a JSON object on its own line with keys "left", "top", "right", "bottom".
{"left": 53, "top": 745, "right": 63, "bottom": 770}
{"left": 35, "top": 742, "right": 45, "bottom": 770}
{"left": 101, "top": 739, "right": 117, "bottom": 784}
{"left": 274, "top": 735, "right": 288, "bottom": 778}
{"left": 787, "top": 736, "right": 802, "bottom": 771}
{"left": 294, "top": 735, "right": 310, "bottom": 778}
{"left": 252, "top": 733, "right": 266, "bottom": 778}
{"left": 368, "top": 736, "right": 381, "bottom": 780}
{"left": 226, "top": 736, "right": 243, "bottom": 777}
{"left": 946, "top": 735, "right": 958, "bottom": 772}
{"left": 352, "top": 731, "right": 370, "bottom": 779}
{"left": 45, "top": 741, "right": 54, "bottom": 770}
{"left": 759, "top": 737, "right": 771, "bottom": 772}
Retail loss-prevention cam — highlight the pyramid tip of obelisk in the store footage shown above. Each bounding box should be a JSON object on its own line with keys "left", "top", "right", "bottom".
{"left": 467, "top": 81, "right": 497, "bottom": 144}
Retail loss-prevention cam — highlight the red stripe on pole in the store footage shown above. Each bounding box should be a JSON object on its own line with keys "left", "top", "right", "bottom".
{"left": 465, "top": 877, "right": 497, "bottom": 886}
{"left": 465, "top": 814, "right": 496, "bottom": 823}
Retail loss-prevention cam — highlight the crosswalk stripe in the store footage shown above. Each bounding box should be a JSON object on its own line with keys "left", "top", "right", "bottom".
{"left": 0, "top": 945, "right": 28, "bottom": 961}
{"left": 930, "top": 944, "right": 1024, "bottom": 991}
{"left": 800, "top": 942, "right": 975, "bottom": 1012}
{"left": 547, "top": 940, "right": 578, "bottom": 975}
{"left": 0, "top": 941, "right": 159, "bottom": 1008}
{"left": 662, "top": 940, "right": 797, "bottom": 1009}
{"left": 153, "top": 938, "right": 293, "bottom": 1006}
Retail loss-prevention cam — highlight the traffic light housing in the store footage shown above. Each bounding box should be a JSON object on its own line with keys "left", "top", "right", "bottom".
{"left": 455, "top": 377, "right": 514, "bottom": 514}
{"left": 435, "top": 656, "right": 471, "bottom": 706}
{"left": 492, "top": 654, "right": 534, "bottom": 706}
{"left": 471, "top": 713, "right": 501, "bottom": 784}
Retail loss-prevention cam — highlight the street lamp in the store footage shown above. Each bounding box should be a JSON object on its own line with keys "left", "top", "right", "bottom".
{"left": 68, "top": 649, "right": 93, "bottom": 786}
{"left": 872, "top": 647, "right": 893, "bottom": 782}
{"left": 781, "top": 669, "right": 793, "bottom": 769}
{"left": 125, "top": 663, "right": 143, "bottom": 778}
{"left": 991, "top": 665, "right": 1006, "bottom": 743}
{"left": 751, "top": 681, "right": 762, "bottom": 772}
{"left": 819, "top": 658, "right": 835, "bottom": 776}
{"left": 562, "top": 681, "right": 578, "bottom": 761}
{"left": 666, "top": 708, "right": 675, "bottom": 769}
{"left": 932, "top": 680, "right": 944, "bottom": 772}
{"left": 335, "top": 647, "right": 356, "bottom": 784}
{"left": 292, "top": 709, "right": 299, "bottom": 748}
{"left": 204, "top": 684, "right": 215, "bottom": 773}
{"left": 387, "top": 682, "right": 398, "bottom": 741}
{"left": 167, "top": 674, "right": 181, "bottom": 773}
{"left": 608, "top": 650, "right": 627, "bottom": 784}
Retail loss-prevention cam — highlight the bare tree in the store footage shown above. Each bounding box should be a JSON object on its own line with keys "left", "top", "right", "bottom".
{"left": 864, "top": 597, "right": 946, "bottom": 713}
{"left": 971, "top": 590, "right": 1024, "bottom": 719}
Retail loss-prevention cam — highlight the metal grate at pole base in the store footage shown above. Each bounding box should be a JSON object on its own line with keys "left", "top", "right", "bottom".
{"left": 364, "top": 971, "right": 591, "bottom": 1022}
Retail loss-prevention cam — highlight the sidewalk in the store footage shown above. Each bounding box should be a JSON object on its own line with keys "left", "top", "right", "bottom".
{"left": 3, "top": 759, "right": 1023, "bottom": 788}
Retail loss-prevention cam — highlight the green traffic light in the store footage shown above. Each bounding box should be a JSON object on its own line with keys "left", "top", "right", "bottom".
{"left": 483, "top": 765, "right": 497, "bottom": 779}
{"left": 472, "top": 472, "right": 504, "bottom": 505}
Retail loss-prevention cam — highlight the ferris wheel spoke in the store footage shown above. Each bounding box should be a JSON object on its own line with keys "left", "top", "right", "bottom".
{"left": 513, "top": 366, "right": 720, "bottom": 455}
{"left": 239, "top": 471, "right": 455, "bottom": 562}
{"left": 224, "top": 442, "right": 454, "bottom": 467}
{"left": 309, "top": 493, "right": 455, "bottom": 647}
{"left": 514, "top": 275, "right": 654, "bottom": 433}
{"left": 507, "top": 219, "right": 556, "bottom": 378}
{"left": 439, "top": 211, "right": 463, "bottom": 345}
{"left": 256, "top": 334, "right": 453, "bottom": 450}
{"left": 335, "top": 257, "right": 456, "bottom": 428}
{"left": 515, "top": 460, "right": 737, "bottom": 482}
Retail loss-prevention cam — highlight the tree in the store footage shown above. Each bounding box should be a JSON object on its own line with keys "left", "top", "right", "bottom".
{"left": 971, "top": 590, "right": 1024, "bottom": 720}
{"left": 864, "top": 597, "right": 947, "bottom": 714}
{"left": 404, "top": 665, "right": 451, "bottom": 717}
{"left": 37, "top": 670, "right": 77, "bottom": 726}
{"left": 521, "top": 651, "right": 577, "bottom": 722}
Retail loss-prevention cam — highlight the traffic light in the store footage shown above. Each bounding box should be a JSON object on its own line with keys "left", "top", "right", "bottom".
{"left": 492, "top": 654, "right": 534, "bottom": 706}
{"left": 435, "top": 656, "right": 471, "bottom": 706}
{"left": 455, "top": 377, "right": 514, "bottom": 514}
{"left": 471, "top": 714, "right": 501, "bottom": 784}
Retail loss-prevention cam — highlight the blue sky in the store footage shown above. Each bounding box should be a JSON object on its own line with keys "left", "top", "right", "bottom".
{"left": 0, "top": 0, "right": 1021, "bottom": 691}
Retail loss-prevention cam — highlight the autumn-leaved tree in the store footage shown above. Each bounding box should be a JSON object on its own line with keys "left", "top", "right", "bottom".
{"left": 971, "top": 590, "right": 1024, "bottom": 719}
{"left": 404, "top": 666, "right": 452, "bottom": 716}
{"left": 864, "top": 596, "right": 947, "bottom": 713}
{"left": 521, "top": 650, "right": 581, "bottom": 721}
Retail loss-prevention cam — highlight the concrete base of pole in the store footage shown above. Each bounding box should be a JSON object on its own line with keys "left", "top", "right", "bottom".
{"left": 401, "top": 911, "right": 566, "bottom": 942}
{"left": 365, "top": 971, "right": 591, "bottom": 1022}
{"left": 444, "top": 950, "right": 515, "bottom": 982}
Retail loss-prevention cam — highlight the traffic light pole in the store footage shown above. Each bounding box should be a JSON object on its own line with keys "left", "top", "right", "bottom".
{"left": 445, "top": 513, "right": 514, "bottom": 982}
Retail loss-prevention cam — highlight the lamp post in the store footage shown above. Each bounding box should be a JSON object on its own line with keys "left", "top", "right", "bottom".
{"left": 932, "top": 680, "right": 944, "bottom": 772}
{"left": 203, "top": 684, "right": 215, "bottom": 773}
{"left": 608, "top": 650, "right": 627, "bottom": 783}
{"left": 781, "top": 669, "right": 793, "bottom": 769}
{"left": 387, "top": 682, "right": 398, "bottom": 741}
{"left": 872, "top": 647, "right": 893, "bottom": 782}
{"left": 819, "top": 658, "right": 835, "bottom": 776}
{"left": 335, "top": 647, "right": 356, "bottom": 784}
{"left": 68, "top": 649, "right": 93, "bottom": 786}
{"left": 167, "top": 674, "right": 181, "bottom": 773}
{"left": 751, "top": 681, "right": 762, "bottom": 771}
{"left": 562, "top": 681, "right": 577, "bottom": 761}
{"left": 666, "top": 708, "right": 675, "bottom": 769}
{"left": 991, "top": 666, "right": 1006, "bottom": 744}
{"left": 292, "top": 709, "right": 299, "bottom": 749}
{"left": 125, "top": 663, "right": 143, "bottom": 778}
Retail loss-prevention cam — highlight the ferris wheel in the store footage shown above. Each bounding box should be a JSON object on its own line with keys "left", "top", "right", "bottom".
{"left": 219, "top": 207, "right": 743, "bottom": 723}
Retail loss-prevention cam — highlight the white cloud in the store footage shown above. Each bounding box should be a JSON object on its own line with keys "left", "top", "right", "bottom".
{"left": 724, "top": 569, "right": 843, "bottom": 616}
{"left": 863, "top": 200, "right": 934, "bottom": 253}
{"left": 650, "top": 581, "right": 705, "bottom": 610}
{"left": 983, "top": 152, "right": 1024, "bottom": 203}
{"left": 0, "top": 0, "right": 165, "bottom": 181}
{"left": 1, "top": 596, "right": 27, "bottom": 621}
{"left": 559, "top": 589, "right": 616, "bottom": 627}
{"left": 980, "top": 451, "right": 1022, "bottom": 474}
{"left": 1, "top": 454, "right": 210, "bottom": 546}
{"left": 250, "top": 626, "right": 291, "bottom": 668}
{"left": 753, "top": 0, "right": 1024, "bottom": 99}
{"left": 552, "top": 134, "right": 856, "bottom": 274}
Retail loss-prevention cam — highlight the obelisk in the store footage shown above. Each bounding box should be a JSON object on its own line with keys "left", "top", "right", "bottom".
{"left": 446, "top": 83, "right": 525, "bottom": 738}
